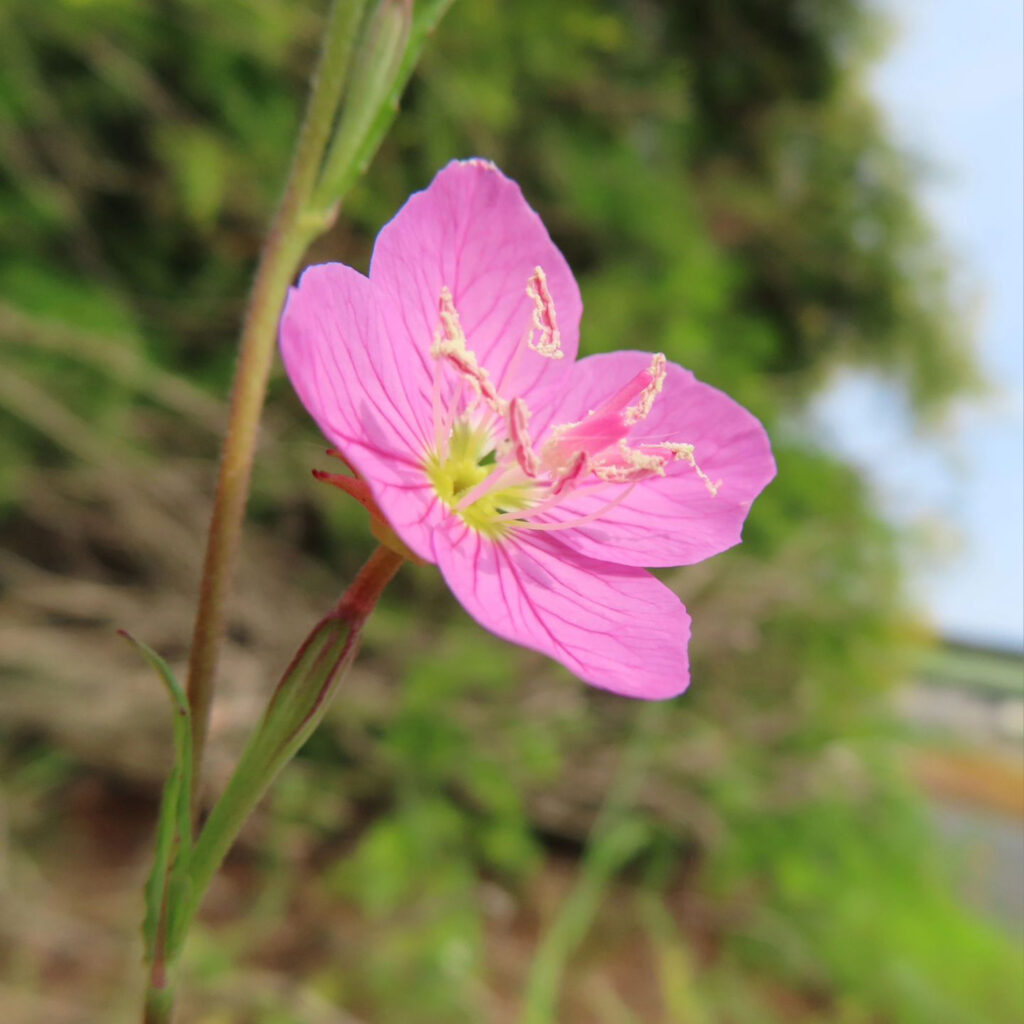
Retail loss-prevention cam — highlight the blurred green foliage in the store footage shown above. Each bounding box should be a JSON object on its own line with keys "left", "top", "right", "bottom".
{"left": 0, "top": 1, "right": 1018, "bottom": 1022}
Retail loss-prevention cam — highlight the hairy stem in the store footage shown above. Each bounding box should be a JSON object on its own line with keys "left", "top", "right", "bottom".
{"left": 184, "top": 0, "right": 368, "bottom": 811}
{"left": 143, "top": 958, "right": 173, "bottom": 1024}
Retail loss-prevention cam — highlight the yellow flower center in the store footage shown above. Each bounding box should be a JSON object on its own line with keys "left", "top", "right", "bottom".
{"left": 425, "top": 421, "right": 532, "bottom": 537}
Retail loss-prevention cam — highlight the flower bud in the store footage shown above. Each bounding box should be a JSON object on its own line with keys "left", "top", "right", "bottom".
{"left": 187, "top": 547, "right": 403, "bottom": 903}
{"left": 316, "top": 0, "right": 414, "bottom": 204}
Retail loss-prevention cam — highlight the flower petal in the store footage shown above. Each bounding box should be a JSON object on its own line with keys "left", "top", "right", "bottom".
{"left": 539, "top": 351, "right": 776, "bottom": 567}
{"left": 370, "top": 159, "right": 581, "bottom": 405}
{"left": 280, "top": 262, "right": 435, "bottom": 483}
{"left": 281, "top": 263, "right": 455, "bottom": 564}
{"left": 371, "top": 480, "right": 447, "bottom": 564}
{"left": 432, "top": 522, "right": 691, "bottom": 699}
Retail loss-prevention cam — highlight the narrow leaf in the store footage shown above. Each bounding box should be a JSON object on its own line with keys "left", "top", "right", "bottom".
{"left": 120, "top": 631, "right": 194, "bottom": 961}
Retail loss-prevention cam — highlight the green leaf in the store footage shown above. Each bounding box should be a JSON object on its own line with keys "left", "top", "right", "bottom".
{"left": 119, "top": 631, "right": 194, "bottom": 963}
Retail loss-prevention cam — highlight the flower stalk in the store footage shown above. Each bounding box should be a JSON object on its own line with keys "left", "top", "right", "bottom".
{"left": 185, "top": 0, "right": 370, "bottom": 807}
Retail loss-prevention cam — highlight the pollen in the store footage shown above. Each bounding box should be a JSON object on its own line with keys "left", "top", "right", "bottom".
{"left": 431, "top": 286, "right": 505, "bottom": 414}
{"left": 623, "top": 353, "right": 666, "bottom": 425}
{"left": 526, "top": 266, "right": 563, "bottom": 359}
{"left": 656, "top": 442, "right": 722, "bottom": 496}
{"left": 593, "top": 443, "right": 668, "bottom": 482}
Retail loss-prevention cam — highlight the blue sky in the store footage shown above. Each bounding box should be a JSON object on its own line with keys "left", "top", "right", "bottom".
{"left": 814, "top": 0, "right": 1023, "bottom": 648}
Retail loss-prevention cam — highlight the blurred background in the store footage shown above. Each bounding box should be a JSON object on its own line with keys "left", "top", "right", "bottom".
{"left": 0, "top": 1, "right": 1021, "bottom": 1022}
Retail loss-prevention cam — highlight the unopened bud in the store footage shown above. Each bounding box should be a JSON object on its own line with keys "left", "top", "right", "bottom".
{"left": 315, "top": 0, "right": 414, "bottom": 204}
{"left": 186, "top": 546, "right": 404, "bottom": 903}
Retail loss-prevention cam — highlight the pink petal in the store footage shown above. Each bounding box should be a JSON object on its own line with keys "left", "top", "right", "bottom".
{"left": 540, "top": 351, "right": 776, "bottom": 567}
{"left": 431, "top": 522, "right": 691, "bottom": 699}
{"left": 370, "top": 160, "right": 581, "bottom": 406}
{"left": 280, "top": 263, "right": 446, "bottom": 565}
{"left": 280, "top": 263, "right": 434, "bottom": 482}
{"left": 370, "top": 480, "right": 446, "bottom": 565}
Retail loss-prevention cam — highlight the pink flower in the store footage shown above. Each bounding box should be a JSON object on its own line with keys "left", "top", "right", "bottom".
{"left": 280, "top": 160, "right": 775, "bottom": 699}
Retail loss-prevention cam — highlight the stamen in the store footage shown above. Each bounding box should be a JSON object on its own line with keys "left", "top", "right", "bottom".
{"left": 496, "top": 476, "right": 610, "bottom": 523}
{"left": 437, "top": 286, "right": 465, "bottom": 347}
{"left": 526, "top": 266, "right": 563, "bottom": 359}
{"left": 501, "top": 483, "right": 638, "bottom": 531}
{"left": 587, "top": 439, "right": 721, "bottom": 493}
{"left": 548, "top": 449, "right": 589, "bottom": 496}
{"left": 422, "top": 281, "right": 716, "bottom": 540}
{"left": 536, "top": 353, "right": 669, "bottom": 472}
{"left": 623, "top": 353, "right": 666, "bottom": 425}
{"left": 652, "top": 442, "right": 721, "bottom": 495}
{"left": 454, "top": 461, "right": 528, "bottom": 511}
{"left": 497, "top": 267, "right": 562, "bottom": 393}
{"left": 508, "top": 398, "right": 540, "bottom": 477}
{"left": 431, "top": 286, "right": 507, "bottom": 416}
{"left": 593, "top": 441, "right": 669, "bottom": 482}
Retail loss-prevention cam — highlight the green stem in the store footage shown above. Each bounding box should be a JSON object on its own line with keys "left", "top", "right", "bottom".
{"left": 143, "top": 958, "right": 173, "bottom": 1024}
{"left": 184, "top": 0, "right": 369, "bottom": 810}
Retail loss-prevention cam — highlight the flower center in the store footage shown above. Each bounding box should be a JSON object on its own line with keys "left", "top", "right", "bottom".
{"left": 425, "top": 421, "right": 533, "bottom": 537}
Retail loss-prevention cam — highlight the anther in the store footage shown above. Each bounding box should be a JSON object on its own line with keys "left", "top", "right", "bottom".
{"left": 654, "top": 442, "right": 721, "bottom": 495}
{"left": 508, "top": 397, "right": 540, "bottom": 477}
{"left": 549, "top": 449, "right": 589, "bottom": 496}
{"left": 592, "top": 443, "right": 668, "bottom": 483}
{"left": 431, "top": 286, "right": 506, "bottom": 416}
{"left": 623, "top": 353, "right": 666, "bottom": 425}
{"left": 432, "top": 286, "right": 466, "bottom": 354}
{"left": 526, "top": 266, "right": 563, "bottom": 359}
